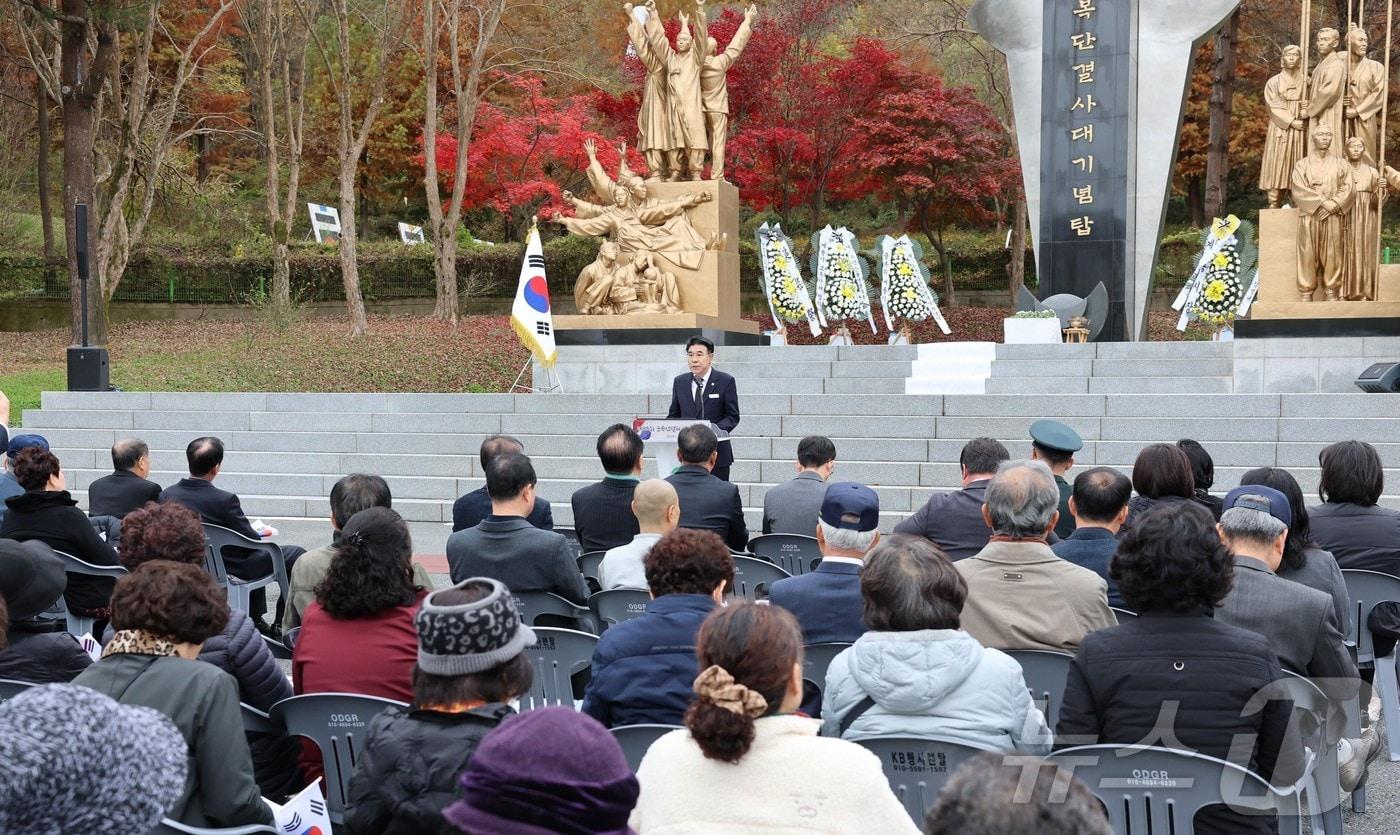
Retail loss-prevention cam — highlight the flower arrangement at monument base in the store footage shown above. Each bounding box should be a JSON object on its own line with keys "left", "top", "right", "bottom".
{"left": 878, "top": 234, "right": 951, "bottom": 343}
{"left": 1183, "top": 214, "right": 1256, "bottom": 339}
{"left": 812, "top": 225, "right": 876, "bottom": 345}
{"left": 755, "top": 221, "right": 820, "bottom": 340}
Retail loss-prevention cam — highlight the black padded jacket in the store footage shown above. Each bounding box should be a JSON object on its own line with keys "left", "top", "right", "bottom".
{"left": 343, "top": 703, "right": 514, "bottom": 835}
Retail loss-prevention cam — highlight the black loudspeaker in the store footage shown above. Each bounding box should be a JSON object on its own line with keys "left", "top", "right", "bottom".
{"left": 67, "top": 346, "right": 110, "bottom": 392}
{"left": 1355, "top": 362, "right": 1400, "bottom": 393}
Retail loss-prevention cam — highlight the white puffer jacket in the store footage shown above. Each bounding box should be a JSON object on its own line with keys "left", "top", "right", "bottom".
{"left": 630, "top": 715, "right": 919, "bottom": 834}
{"left": 819, "top": 629, "right": 1052, "bottom": 754}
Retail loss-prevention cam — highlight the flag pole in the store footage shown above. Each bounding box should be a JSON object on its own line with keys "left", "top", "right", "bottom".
{"left": 1380, "top": 0, "right": 1393, "bottom": 260}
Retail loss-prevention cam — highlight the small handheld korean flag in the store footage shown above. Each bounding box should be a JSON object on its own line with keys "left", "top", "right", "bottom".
{"left": 270, "top": 777, "right": 334, "bottom": 834}
{"left": 510, "top": 219, "right": 558, "bottom": 367}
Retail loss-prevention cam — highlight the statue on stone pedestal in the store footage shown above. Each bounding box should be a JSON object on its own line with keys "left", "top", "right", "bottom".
{"left": 1344, "top": 27, "right": 1386, "bottom": 167}
{"left": 1306, "top": 28, "right": 1347, "bottom": 159}
{"left": 1344, "top": 136, "right": 1382, "bottom": 303}
{"left": 1291, "top": 124, "right": 1353, "bottom": 300}
{"left": 701, "top": 3, "right": 757, "bottom": 181}
{"left": 1260, "top": 45, "right": 1308, "bottom": 208}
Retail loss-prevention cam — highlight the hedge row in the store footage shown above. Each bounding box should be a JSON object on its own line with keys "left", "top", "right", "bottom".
{"left": 2, "top": 235, "right": 1038, "bottom": 306}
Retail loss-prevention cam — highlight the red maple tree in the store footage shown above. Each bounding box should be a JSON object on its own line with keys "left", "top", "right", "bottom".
{"left": 854, "top": 75, "right": 1017, "bottom": 303}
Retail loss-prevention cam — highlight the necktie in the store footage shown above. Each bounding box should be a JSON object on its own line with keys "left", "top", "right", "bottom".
{"left": 693, "top": 375, "right": 705, "bottom": 418}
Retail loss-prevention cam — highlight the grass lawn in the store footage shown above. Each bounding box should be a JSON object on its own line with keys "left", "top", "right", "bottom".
{"left": 0, "top": 309, "right": 1210, "bottom": 414}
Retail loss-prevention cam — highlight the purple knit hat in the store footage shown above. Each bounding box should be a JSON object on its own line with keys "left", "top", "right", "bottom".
{"left": 441, "top": 707, "right": 639, "bottom": 834}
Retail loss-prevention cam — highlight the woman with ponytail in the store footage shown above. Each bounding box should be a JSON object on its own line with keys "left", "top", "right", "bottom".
{"left": 293, "top": 506, "right": 426, "bottom": 703}
{"left": 630, "top": 602, "right": 917, "bottom": 833}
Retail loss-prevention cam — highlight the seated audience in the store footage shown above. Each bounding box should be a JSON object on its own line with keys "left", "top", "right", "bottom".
{"left": 762, "top": 435, "right": 836, "bottom": 535}
{"left": 295, "top": 506, "right": 427, "bottom": 703}
{"left": 1240, "top": 466, "right": 1351, "bottom": 637}
{"left": 1050, "top": 466, "right": 1131, "bottom": 608}
{"left": 1056, "top": 502, "right": 1306, "bottom": 835}
{"left": 1, "top": 445, "right": 121, "bottom": 619}
{"left": 666, "top": 423, "right": 749, "bottom": 551}
{"left": 599, "top": 478, "right": 680, "bottom": 590}
{"left": 115, "top": 500, "right": 300, "bottom": 796}
{"left": 344, "top": 577, "right": 536, "bottom": 835}
{"left": 452, "top": 434, "right": 552, "bottom": 532}
{"left": 822, "top": 536, "right": 1050, "bottom": 753}
{"left": 893, "top": 437, "right": 1009, "bottom": 560}
{"left": 1308, "top": 440, "right": 1400, "bottom": 573}
{"left": 0, "top": 432, "right": 45, "bottom": 528}
{"left": 1029, "top": 419, "right": 1082, "bottom": 539}
{"left": 768, "top": 482, "right": 880, "bottom": 645}
{"left": 446, "top": 453, "right": 587, "bottom": 604}
{"left": 87, "top": 438, "right": 162, "bottom": 519}
{"left": 1178, "top": 438, "right": 1224, "bottom": 519}
{"left": 442, "top": 707, "right": 639, "bottom": 833}
{"left": 1121, "top": 442, "right": 1194, "bottom": 531}
{"left": 631, "top": 602, "right": 919, "bottom": 833}
{"left": 283, "top": 473, "right": 433, "bottom": 632}
{"left": 0, "top": 683, "right": 188, "bottom": 834}
{"left": 73, "top": 561, "right": 275, "bottom": 828}
{"left": 571, "top": 423, "right": 644, "bottom": 553}
{"left": 583, "top": 528, "right": 733, "bottom": 727}
{"left": 1212, "top": 485, "right": 1372, "bottom": 787}
{"left": 0, "top": 539, "right": 92, "bottom": 682}
{"left": 957, "top": 461, "right": 1115, "bottom": 651}
{"left": 160, "top": 436, "right": 305, "bottom": 631}
{"left": 923, "top": 752, "right": 1113, "bottom": 835}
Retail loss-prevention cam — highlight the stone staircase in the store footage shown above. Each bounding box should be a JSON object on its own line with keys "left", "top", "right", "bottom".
{"left": 20, "top": 340, "right": 1400, "bottom": 554}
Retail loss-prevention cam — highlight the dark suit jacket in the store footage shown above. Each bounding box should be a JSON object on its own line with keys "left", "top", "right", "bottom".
{"left": 767, "top": 560, "right": 866, "bottom": 645}
{"left": 570, "top": 476, "right": 640, "bottom": 553}
{"left": 1215, "top": 555, "right": 1358, "bottom": 702}
{"left": 445, "top": 515, "right": 587, "bottom": 604}
{"left": 665, "top": 465, "right": 748, "bottom": 551}
{"left": 667, "top": 370, "right": 740, "bottom": 470}
{"left": 451, "top": 486, "right": 552, "bottom": 533}
{"left": 1309, "top": 501, "right": 1400, "bottom": 574}
{"left": 88, "top": 469, "right": 162, "bottom": 519}
{"left": 1050, "top": 527, "right": 1124, "bottom": 607}
{"left": 892, "top": 480, "right": 994, "bottom": 561}
{"left": 160, "top": 477, "right": 269, "bottom": 579}
{"left": 1053, "top": 475, "right": 1075, "bottom": 539}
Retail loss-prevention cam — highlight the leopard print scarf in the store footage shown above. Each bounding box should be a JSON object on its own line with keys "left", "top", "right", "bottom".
{"left": 101, "top": 629, "right": 180, "bottom": 660}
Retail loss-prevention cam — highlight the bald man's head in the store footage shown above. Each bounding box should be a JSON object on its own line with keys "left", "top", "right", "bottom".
{"left": 632, "top": 478, "right": 681, "bottom": 534}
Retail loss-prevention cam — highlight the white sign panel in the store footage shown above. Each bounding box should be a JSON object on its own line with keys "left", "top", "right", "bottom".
{"left": 307, "top": 202, "right": 341, "bottom": 244}
{"left": 397, "top": 222, "right": 426, "bottom": 244}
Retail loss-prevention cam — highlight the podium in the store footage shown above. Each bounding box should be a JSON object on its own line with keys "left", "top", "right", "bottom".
{"left": 633, "top": 418, "right": 730, "bottom": 478}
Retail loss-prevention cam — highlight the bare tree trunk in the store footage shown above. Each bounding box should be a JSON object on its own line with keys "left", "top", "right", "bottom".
{"left": 337, "top": 159, "right": 368, "bottom": 333}
{"left": 423, "top": 0, "right": 452, "bottom": 320}
{"left": 36, "top": 76, "right": 55, "bottom": 263}
{"left": 253, "top": 0, "right": 291, "bottom": 315}
{"left": 1187, "top": 177, "right": 1206, "bottom": 228}
{"left": 1204, "top": 10, "right": 1238, "bottom": 221}
{"left": 60, "top": 0, "right": 116, "bottom": 346}
{"left": 1006, "top": 197, "right": 1026, "bottom": 304}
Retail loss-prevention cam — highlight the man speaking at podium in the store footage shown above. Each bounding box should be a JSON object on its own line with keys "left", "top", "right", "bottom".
{"left": 668, "top": 337, "right": 740, "bottom": 481}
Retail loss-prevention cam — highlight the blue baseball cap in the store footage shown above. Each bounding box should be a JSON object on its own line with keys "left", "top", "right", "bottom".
{"left": 820, "top": 482, "right": 880, "bottom": 532}
{"left": 7, "top": 434, "right": 49, "bottom": 460}
{"left": 1222, "top": 484, "right": 1292, "bottom": 529}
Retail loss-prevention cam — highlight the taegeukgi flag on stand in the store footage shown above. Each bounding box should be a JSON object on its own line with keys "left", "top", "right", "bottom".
{"left": 510, "top": 219, "right": 558, "bottom": 367}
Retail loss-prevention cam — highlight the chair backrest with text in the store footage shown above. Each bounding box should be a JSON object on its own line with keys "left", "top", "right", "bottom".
{"left": 1005, "top": 649, "right": 1074, "bottom": 729}
{"left": 524, "top": 627, "right": 600, "bottom": 706}
{"left": 727, "top": 555, "right": 791, "bottom": 600}
{"left": 589, "top": 588, "right": 652, "bottom": 631}
{"left": 855, "top": 735, "right": 997, "bottom": 823}
{"left": 268, "top": 692, "right": 407, "bottom": 823}
{"left": 748, "top": 534, "right": 822, "bottom": 577}
{"left": 1047, "top": 744, "right": 1303, "bottom": 835}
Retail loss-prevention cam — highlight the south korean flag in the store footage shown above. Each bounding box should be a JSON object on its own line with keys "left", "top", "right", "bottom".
{"left": 510, "top": 221, "right": 558, "bottom": 367}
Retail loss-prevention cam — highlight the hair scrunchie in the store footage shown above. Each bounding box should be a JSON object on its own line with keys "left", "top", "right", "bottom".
{"left": 693, "top": 664, "right": 767, "bottom": 718}
{"left": 343, "top": 531, "right": 365, "bottom": 547}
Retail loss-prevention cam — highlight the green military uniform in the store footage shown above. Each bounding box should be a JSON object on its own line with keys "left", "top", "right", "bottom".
{"left": 1053, "top": 474, "right": 1075, "bottom": 539}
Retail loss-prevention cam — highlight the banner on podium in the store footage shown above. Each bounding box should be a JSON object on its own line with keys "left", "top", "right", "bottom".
{"left": 632, "top": 418, "right": 730, "bottom": 443}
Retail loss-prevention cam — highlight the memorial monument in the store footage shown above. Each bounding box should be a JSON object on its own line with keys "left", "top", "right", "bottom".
{"left": 549, "top": 1, "right": 762, "bottom": 345}
{"left": 969, "top": 0, "right": 1240, "bottom": 341}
